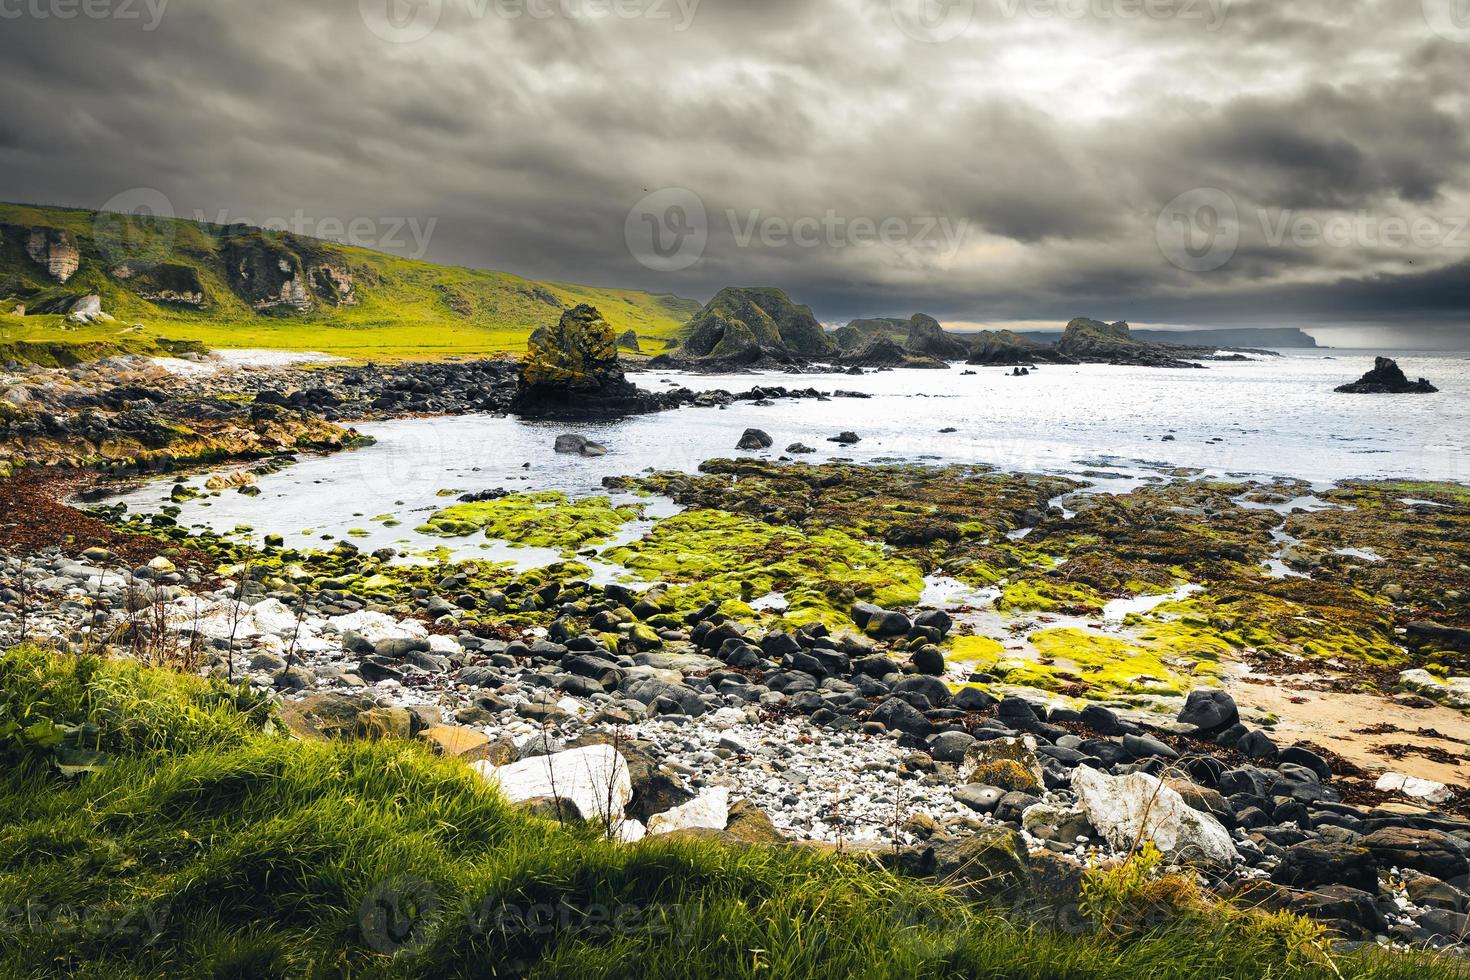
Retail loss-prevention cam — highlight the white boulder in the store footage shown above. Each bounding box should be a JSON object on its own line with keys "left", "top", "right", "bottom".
{"left": 475, "top": 744, "right": 632, "bottom": 825}
{"left": 1071, "top": 766, "right": 1238, "bottom": 867}
{"left": 1398, "top": 669, "right": 1470, "bottom": 711}
{"left": 1376, "top": 771, "right": 1455, "bottom": 805}
{"left": 647, "top": 787, "right": 731, "bottom": 836}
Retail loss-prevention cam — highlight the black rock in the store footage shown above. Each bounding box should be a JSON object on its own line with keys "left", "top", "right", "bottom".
{"left": 1079, "top": 703, "right": 1124, "bottom": 736}
{"left": 952, "top": 687, "right": 998, "bottom": 712}
{"left": 1334, "top": 356, "right": 1438, "bottom": 394}
{"left": 1362, "top": 828, "right": 1470, "bottom": 881}
{"left": 871, "top": 696, "right": 934, "bottom": 737}
{"left": 737, "top": 428, "right": 774, "bottom": 450}
{"left": 1123, "top": 734, "right": 1179, "bottom": 760}
{"left": 911, "top": 645, "right": 946, "bottom": 676}
{"left": 929, "top": 730, "right": 977, "bottom": 763}
{"left": 913, "top": 609, "right": 952, "bottom": 637}
{"left": 374, "top": 636, "right": 430, "bottom": 659}
{"left": 955, "top": 784, "right": 1005, "bottom": 814}
{"left": 893, "top": 675, "right": 951, "bottom": 708}
{"left": 1238, "top": 729, "right": 1279, "bottom": 763}
{"left": 1275, "top": 846, "right": 1375, "bottom": 899}
{"left": 1177, "top": 689, "right": 1238, "bottom": 734}
{"left": 1280, "top": 745, "right": 1332, "bottom": 781}
{"left": 998, "top": 696, "right": 1044, "bottom": 726}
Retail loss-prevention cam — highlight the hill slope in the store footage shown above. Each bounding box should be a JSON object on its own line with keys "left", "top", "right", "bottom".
{"left": 0, "top": 202, "right": 701, "bottom": 360}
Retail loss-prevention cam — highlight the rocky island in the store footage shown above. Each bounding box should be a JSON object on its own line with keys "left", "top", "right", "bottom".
{"left": 1336, "top": 357, "right": 1440, "bottom": 394}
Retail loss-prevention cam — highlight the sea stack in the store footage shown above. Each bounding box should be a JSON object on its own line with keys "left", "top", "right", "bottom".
{"left": 1334, "top": 357, "right": 1438, "bottom": 394}
{"left": 512, "top": 304, "right": 650, "bottom": 416}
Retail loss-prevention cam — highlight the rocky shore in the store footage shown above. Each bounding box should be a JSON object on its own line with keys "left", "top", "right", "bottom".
{"left": 3, "top": 320, "right": 1469, "bottom": 960}
{"left": 4, "top": 537, "right": 1469, "bottom": 951}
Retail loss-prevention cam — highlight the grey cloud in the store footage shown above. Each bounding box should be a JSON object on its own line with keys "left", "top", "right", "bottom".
{"left": 0, "top": 0, "right": 1467, "bottom": 344}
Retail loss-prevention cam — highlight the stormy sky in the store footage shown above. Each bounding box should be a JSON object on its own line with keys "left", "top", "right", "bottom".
{"left": 3, "top": 0, "right": 1469, "bottom": 346}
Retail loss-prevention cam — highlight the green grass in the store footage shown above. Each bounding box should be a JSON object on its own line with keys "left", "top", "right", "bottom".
{"left": 0, "top": 645, "right": 1464, "bottom": 979}
{"left": 1, "top": 202, "right": 701, "bottom": 361}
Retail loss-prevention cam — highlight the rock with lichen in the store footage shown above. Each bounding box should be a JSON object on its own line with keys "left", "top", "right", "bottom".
{"left": 512, "top": 304, "right": 662, "bottom": 417}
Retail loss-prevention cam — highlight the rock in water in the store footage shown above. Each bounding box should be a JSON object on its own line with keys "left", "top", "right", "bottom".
{"left": 554, "top": 433, "right": 607, "bottom": 456}
{"left": 512, "top": 304, "right": 649, "bottom": 417}
{"left": 737, "top": 428, "right": 773, "bottom": 450}
{"left": 1334, "top": 357, "right": 1438, "bottom": 394}
{"left": 1071, "top": 766, "right": 1239, "bottom": 867}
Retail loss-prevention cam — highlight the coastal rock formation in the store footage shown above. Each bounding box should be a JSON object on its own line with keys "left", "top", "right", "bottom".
{"left": 839, "top": 335, "right": 946, "bottom": 369}
{"left": 23, "top": 228, "right": 80, "bottom": 283}
{"left": 308, "top": 258, "right": 358, "bottom": 307}
{"left": 1335, "top": 357, "right": 1438, "bottom": 394}
{"left": 223, "top": 235, "right": 313, "bottom": 313}
{"left": 1057, "top": 318, "right": 1207, "bottom": 369}
{"left": 966, "top": 329, "right": 1075, "bottom": 366}
{"left": 617, "top": 329, "right": 641, "bottom": 352}
{"left": 679, "top": 287, "right": 835, "bottom": 363}
{"left": 513, "top": 304, "right": 676, "bottom": 417}
{"left": 833, "top": 317, "right": 906, "bottom": 351}
{"left": 903, "top": 313, "right": 971, "bottom": 360}
{"left": 111, "top": 261, "right": 208, "bottom": 308}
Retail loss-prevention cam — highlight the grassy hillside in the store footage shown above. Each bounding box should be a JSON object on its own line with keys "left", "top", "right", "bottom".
{"left": 0, "top": 644, "right": 1456, "bottom": 979}
{"left": 0, "top": 202, "right": 701, "bottom": 361}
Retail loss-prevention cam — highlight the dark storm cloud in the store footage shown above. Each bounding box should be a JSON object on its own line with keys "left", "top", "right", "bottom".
{"left": 1, "top": 0, "right": 1467, "bottom": 343}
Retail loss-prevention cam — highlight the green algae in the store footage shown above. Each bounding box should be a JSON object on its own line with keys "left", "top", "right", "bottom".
{"left": 602, "top": 508, "right": 924, "bottom": 625}
{"left": 997, "top": 578, "right": 1107, "bottom": 614}
{"left": 416, "top": 491, "right": 645, "bottom": 553}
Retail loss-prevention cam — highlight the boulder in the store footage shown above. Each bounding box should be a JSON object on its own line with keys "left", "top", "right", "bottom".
{"left": 1271, "top": 841, "right": 1379, "bottom": 893}
{"left": 513, "top": 304, "right": 655, "bottom": 417}
{"left": 959, "top": 736, "right": 1043, "bottom": 792}
{"left": 419, "top": 724, "right": 492, "bottom": 758}
{"left": 1376, "top": 772, "right": 1455, "bottom": 805}
{"left": 553, "top": 433, "right": 608, "bottom": 456}
{"left": 278, "top": 692, "right": 382, "bottom": 740}
{"left": 1070, "top": 766, "right": 1239, "bottom": 867}
{"left": 1176, "top": 689, "right": 1238, "bottom": 734}
{"left": 737, "top": 428, "right": 773, "bottom": 451}
{"left": 870, "top": 696, "right": 933, "bottom": 737}
{"left": 647, "top": 787, "right": 731, "bottom": 836}
{"left": 475, "top": 744, "right": 632, "bottom": 825}
{"left": 930, "top": 825, "right": 1031, "bottom": 897}
{"left": 1335, "top": 357, "right": 1438, "bottom": 394}
{"left": 1362, "top": 827, "right": 1470, "bottom": 880}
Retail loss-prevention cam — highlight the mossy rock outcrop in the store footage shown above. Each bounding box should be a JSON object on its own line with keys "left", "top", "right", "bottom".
{"left": 679, "top": 286, "right": 835, "bottom": 362}
{"left": 512, "top": 304, "right": 662, "bottom": 417}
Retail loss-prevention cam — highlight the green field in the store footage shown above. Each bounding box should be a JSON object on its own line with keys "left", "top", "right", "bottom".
{"left": 0, "top": 202, "right": 702, "bottom": 362}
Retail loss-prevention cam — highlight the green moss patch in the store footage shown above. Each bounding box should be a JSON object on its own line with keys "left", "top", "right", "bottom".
{"left": 416, "top": 492, "right": 645, "bottom": 553}
{"left": 603, "top": 508, "right": 924, "bottom": 625}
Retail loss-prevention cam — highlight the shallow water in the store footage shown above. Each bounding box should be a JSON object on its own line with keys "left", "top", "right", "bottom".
{"left": 103, "top": 349, "right": 1470, "bottom": 560}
